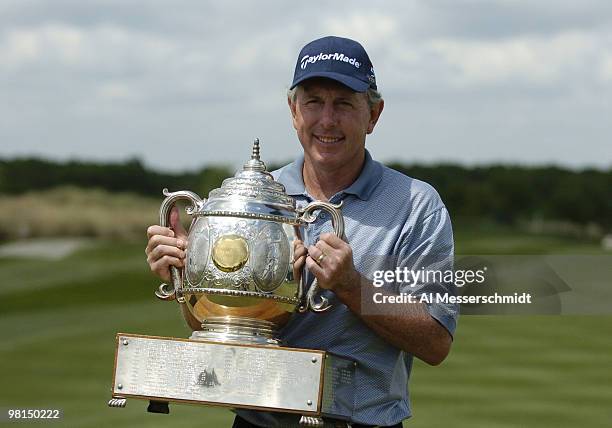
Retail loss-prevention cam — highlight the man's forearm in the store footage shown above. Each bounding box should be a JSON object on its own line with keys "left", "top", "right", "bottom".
{"left": 334, "top": 273, "right": 452, "bottom": 365}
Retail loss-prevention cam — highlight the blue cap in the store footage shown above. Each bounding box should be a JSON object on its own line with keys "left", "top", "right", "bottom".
{"left": 290, "top": 36, "right": 377, "bottom": 92}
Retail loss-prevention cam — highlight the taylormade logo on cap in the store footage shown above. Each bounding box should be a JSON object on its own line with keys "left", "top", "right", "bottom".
{"left": 300, "top": 52, "right": 361, "bottom": 70}
{"left": 291, "top": 36, "right": 377, "bottom": 92}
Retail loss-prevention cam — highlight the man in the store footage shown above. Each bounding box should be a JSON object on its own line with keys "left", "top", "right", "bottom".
{"left": 146, "top": 36, "right": 458, "bottom": 428}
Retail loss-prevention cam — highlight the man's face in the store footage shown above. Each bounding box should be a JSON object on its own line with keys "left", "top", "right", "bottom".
{"left": 288, "top": 78, "right": 383, "bottom": 171}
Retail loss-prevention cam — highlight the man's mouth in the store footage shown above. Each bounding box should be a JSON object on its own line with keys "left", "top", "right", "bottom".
{"left": 315, "top": 135, "right": 344, "bottom": 144}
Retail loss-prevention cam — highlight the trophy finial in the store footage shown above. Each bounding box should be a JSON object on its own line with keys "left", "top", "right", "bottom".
{"left": 243, "top": 138, "right": 267, "bottom": 172}
{"left": 252, "top": 138, "right": 261, "bottom": 160}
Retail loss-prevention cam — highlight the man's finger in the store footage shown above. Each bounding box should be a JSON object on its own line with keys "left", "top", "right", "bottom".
{"left": 145, "top": 235, "right": 186, "bottom": 255}
{"left": 147, "top": 225, "right": 174, "bottom": 240}
{"left": 319, "top": 232, "right": 345, "bottom": 248}
{"left": 169, "top": 206, "right": 188, "bottom": 240}
{"left": 151, "top": 255, "right": 184, "bottom": 273}
{"left": 307, "top": 244, "right": 321, "bottom": 259}
{"left": 293, "top": 245, "right": 308, "bottom": 261}
{"left": 305, "top": 255, "right": 324, "bottom": 276}
{"left": 293, "top": 255, "right": 307, "bottom": 273}
{"left": 307, "top": 245, "right": 330, "bottom": 266}
{"left": 149, "top": 245, "right": 186, "bottom": 263}
{"left": 314, "top": 240, "right": 335, "bottom": 259}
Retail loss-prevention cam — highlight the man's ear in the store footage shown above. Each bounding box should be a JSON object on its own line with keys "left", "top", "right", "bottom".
{"left": 288, "top": 96, "right": 298, "bottom": 130}
{"left": 288, "top": 96, "right": 296, "bottom": 118}
{"left": 367, "top": 99, "right": 384, "bottom": 134}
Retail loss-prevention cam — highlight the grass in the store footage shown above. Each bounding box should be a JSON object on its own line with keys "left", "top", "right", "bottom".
{"left": 409, "top": 316, "right": 612, "bottom": 427}
{"left": 1, "top": 227, "right": 611, "bottom": 427}
{"left": 0, "top": 187, "right": 160, "bottom": 241}
{"left": 454, "top": 220, "right": 604, "bottom": 254}
{"left": 0, "top": 241, "right": 233, "bottom": 427}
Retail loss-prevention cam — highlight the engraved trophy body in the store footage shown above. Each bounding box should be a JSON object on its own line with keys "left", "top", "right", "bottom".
{"left": 155, "top": 139, "right": 344, "bottom": 343}
{"left": 109, "top": 141, "right": 355, "bottom": 425}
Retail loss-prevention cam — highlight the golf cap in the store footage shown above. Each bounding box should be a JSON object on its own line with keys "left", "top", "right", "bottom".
{"left": 290, "top": 36, "right": 377, "bottom": 92}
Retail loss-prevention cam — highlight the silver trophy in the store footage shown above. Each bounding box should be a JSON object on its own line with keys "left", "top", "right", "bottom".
{"left": 109, "top": 140, "right": 356, "bottom": 425}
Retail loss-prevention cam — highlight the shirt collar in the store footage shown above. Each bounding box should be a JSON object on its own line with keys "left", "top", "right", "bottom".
{"left": 278, "top": 149, "right": 383, "bottom": 201}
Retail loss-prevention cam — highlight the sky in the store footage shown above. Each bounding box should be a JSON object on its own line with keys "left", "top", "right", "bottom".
{"left": 1, "top": 0, "right": 611, "bottom": 172}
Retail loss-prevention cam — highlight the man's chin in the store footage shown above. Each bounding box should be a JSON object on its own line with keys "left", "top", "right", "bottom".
{"left": 310, "top": 152, "right": 350, "bottom": 171}
{"left": 314, "top": 139, "right": 348, "bottom": 153}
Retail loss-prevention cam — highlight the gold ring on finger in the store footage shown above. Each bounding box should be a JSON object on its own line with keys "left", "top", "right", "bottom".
{"left": 316, "top": 252, "right": 327, "bottom": 264}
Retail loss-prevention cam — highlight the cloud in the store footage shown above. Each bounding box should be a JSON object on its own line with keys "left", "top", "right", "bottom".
{"left": 0, "top": 23, "right": 178, "bottom": 72}
{"left": 600, "top": 52, "right": 612, "bottom": 82}
{"left": 376, "top": 28, "right": 612, "bottom": 97}
{"left": 95, "top": 81, "right": 134, "bottom": 101}
{"left": 323, "top": 12, "right": 398, "bottom": 48}
{"left": 0, "top": 1, "right": 610, "bottom": 169}
{"left": 427, "top": 30, "right": 611, "bottom": 87}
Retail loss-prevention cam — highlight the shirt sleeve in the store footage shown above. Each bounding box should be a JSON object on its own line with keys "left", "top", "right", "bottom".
{"left": 396, "top": 207, "right": 459, "bottom": 337}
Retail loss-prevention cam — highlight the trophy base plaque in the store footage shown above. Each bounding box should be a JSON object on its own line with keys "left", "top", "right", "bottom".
{"left": 108, "top": 333, "right": 355, "bottom": 421}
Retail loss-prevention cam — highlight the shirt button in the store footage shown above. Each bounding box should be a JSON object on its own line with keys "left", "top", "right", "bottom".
{"left": 319, "top": 212, "right": 327, "bottom": 220}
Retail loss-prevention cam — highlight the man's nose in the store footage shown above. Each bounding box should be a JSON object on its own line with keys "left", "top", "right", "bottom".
{"left": 319, "top": 102, "right": 338, "bottom": 128}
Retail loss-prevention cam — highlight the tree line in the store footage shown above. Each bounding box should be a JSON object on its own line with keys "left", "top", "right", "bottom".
{"left": 1, "top": 157, "right": 610, "bottom": 229}
{"left": 390, "top": 163, "right": 612, "bottom": 229}
{"left": 0, "top": 158, "right": 229, "bottom": 202}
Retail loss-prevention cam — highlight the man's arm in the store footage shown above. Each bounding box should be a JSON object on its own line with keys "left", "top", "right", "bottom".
{"left": 303, "top": 209, "right": 456, "bottom": 366}
{"left": 336, "top": 272, "right": 452, "bottom": 366}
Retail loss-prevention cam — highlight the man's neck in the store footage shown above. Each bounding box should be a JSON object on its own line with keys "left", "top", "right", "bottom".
{"left": 302, "top": 152, "right": 365, "bottom": 201}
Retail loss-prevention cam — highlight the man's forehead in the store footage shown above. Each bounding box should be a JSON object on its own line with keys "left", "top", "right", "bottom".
{"left": 298, "top": 78, "right": 360, "bottom": 97}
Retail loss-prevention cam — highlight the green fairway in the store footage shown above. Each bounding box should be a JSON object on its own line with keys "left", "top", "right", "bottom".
{"left": 1, "top": 232, "right": 611, "bottom": 427}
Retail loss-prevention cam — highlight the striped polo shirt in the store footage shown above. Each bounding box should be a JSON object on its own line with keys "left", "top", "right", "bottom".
{"left": 236, "top": 149, "right": 458, "bottom": 427}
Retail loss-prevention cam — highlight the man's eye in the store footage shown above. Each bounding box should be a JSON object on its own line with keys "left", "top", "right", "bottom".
{"left": 304, "top": 99, "right": 322, "bottom": 107}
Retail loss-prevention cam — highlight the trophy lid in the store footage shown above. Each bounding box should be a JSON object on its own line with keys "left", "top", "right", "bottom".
{"left": 202, "top": 139, "right": 297, "bottom": 222}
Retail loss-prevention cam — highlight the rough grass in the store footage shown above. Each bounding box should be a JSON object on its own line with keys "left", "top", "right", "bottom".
{"left": 0, "top": 186, "right": 160, "bottom": 241}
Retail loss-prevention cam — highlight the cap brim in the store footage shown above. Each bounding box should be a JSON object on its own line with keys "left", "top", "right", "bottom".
{"left": 290, "top": 71, "right": 370, "bottom": 92}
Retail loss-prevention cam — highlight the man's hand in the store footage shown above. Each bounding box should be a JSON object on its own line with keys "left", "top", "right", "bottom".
{"left": 304, "top": 233, "right": 360, "bottom": 294}
{"left": 145, "top": 206, "right": 188, "bottom": 282}
{"left": 299, "top": 233, "right": 451, "bottom": 365}
{"left": 292, "top": 239, "right": 307, "bottom": 283}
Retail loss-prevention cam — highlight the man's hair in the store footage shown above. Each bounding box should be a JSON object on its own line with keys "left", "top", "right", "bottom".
{"left": 287, "top": 85, "right": 383, "bottom": 109}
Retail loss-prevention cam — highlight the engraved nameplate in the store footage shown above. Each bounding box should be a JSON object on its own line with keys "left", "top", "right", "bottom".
{"left": 112, "top": 334, "right": 324, "bottom": 413}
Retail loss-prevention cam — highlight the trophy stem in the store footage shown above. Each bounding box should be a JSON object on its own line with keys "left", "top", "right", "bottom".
{"left": 190, "top": 316, "right": 280, "bottom": 346}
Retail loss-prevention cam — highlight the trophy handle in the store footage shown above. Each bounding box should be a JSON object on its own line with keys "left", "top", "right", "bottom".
{"left": 155, "top": 188, "right": 205, "bottom": 304}
{"left": 296, "top": 201, "right": 345, "bottom": 313}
